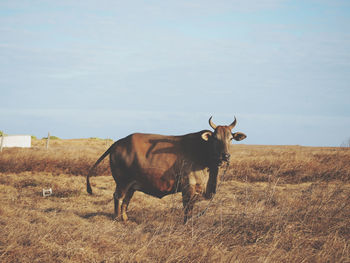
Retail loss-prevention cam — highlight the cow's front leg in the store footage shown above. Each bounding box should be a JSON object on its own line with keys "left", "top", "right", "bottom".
{"left": 182, "top": 186, "right": 197, "bottom": 224}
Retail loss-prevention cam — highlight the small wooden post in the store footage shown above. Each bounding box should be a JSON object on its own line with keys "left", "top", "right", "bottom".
{"left": 46, "top": 132, "right": 50, "bottom": 150}
{"left": 0, "top": 135, "right": 4, "bottom": 152}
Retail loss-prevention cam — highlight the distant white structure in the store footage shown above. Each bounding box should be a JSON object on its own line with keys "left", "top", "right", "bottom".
{"left": 1, "top": 135, "right": 31, "bottom": 148}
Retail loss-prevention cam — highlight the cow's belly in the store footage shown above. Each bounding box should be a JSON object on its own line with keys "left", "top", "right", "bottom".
{"left": 130, "top": 166, "right": 180, "bottom": 198}
{"left": 130, "top": 167, "right": 210, "bottom": 199}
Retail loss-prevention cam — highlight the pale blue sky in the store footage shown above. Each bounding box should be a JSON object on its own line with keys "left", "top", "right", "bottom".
{"left": 1, "top": 0, "right": 349, "bottom": 146}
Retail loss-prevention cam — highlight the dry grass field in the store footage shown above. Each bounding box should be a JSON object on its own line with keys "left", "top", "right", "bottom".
{"left": 0, "top": 138, "right": 349, "bottom": 262}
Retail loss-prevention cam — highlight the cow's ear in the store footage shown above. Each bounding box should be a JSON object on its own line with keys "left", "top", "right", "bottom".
{"left": 201, "top": 131, "right": 212, "bottom": 141}
{"left": 232, "top": 132, "right": 247, "bottom": 141}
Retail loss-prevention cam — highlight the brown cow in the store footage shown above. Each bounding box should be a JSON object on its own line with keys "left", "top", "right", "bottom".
{"left": 86, "top": 116, "right": 246, "bottom": 223}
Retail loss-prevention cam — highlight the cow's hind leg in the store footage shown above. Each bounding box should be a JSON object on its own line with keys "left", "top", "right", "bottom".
{"left": 111, "top": 166, "right": 130, "bottom": 221}
{"left": 113, "top": 181, "right": 136, "bottom": 222}
{"left": 113, "top": 186, "right": 124, "bottom": 220}
{"left": 121, "top": 188, "right": 135, "bottom": 222}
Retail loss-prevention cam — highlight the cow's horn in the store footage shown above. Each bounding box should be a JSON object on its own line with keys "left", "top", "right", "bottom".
{"left": 229, "top": 117, "right": 237, "bottom": 130}
{"left": 209, "top": 116, "right": 217, "bottom": 130}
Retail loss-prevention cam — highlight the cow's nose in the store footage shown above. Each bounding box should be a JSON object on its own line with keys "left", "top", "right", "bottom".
{"left": 222, "top": 153, "right": 230, "bottom": 161}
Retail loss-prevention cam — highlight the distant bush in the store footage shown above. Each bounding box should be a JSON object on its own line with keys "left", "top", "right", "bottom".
{"left": 42, "top": 136, "right": 60, "bottom": 140}
{"left": 0, "top": 131, "right": 7, "bottom": 136}
{"left": 89, "top": 137, "right": 113, "bottom": 141}
{"left": 31, "top": 135, "right": 37, "bottom": 140}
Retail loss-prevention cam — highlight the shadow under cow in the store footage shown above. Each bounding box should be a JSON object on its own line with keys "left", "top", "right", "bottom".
{"left": 77, "top": 211, "right": 114, "bottom": 220}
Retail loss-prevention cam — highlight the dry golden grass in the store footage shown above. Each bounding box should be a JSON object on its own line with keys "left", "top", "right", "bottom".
{"left": 0, "top": 139, "right": 349, "bottom": 262}
{"left": 0, "top": 139, "right": 113, "bottom": 176}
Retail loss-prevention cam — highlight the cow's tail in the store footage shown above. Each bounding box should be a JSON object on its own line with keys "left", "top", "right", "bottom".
{"left": 87, "top": 143, "right": 115, "bottom": 195}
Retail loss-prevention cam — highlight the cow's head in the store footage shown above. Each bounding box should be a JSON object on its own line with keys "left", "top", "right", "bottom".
{"left": 201, "top": 116, "right": 246, "bottom": 166}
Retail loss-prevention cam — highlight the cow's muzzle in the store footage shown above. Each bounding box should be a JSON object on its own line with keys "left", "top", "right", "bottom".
{"left": 222, "top": 153, "right": 231, "bottom": 162}
{"left": 217, "top": 153, "right": 230, "bottom": 166}
{"left": 211, "top": 153, "right": 230, "bottom": 167}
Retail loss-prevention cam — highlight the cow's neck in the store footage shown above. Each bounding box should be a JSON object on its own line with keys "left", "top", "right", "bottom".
{"left": 181, "top": 131, "right": 213, "bottom": 169}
